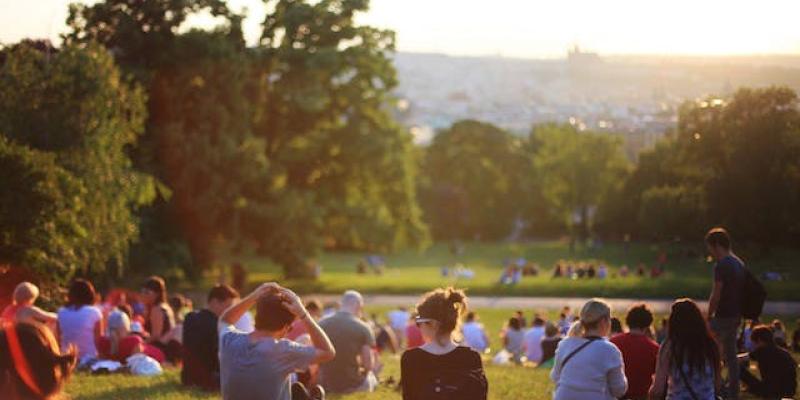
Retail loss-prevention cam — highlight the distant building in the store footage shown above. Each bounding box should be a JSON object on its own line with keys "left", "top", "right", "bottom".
{"left": 567, "top": 45, "right": 602, "bottom": 67}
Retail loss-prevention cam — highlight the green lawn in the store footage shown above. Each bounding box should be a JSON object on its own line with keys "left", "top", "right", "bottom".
{"left": 65, "top": 306, "right": 799, "bottom": 400}
{"left": 212, "top": 241, "right": 800, "bottom": 301}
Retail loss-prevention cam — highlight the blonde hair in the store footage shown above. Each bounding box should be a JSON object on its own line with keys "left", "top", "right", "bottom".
{"left": 13, "top": 282, "right": 39, "bottom": 305}
{"left": 567, "top": 298, "right": 612, "bottom": 337}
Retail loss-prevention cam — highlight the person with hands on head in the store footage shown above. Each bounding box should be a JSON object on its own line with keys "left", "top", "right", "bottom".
{"left": 218, "top": 283, "right": 335, "bottom": 400}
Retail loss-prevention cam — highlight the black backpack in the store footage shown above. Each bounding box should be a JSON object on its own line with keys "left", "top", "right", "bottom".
{"left": 740, "top": 267, "right": 767, "bottom": 320}
{"left": 421, "top": 366, "right": 488, "bottom": 400}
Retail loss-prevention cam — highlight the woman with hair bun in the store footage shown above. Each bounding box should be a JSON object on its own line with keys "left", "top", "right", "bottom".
{"left": 551, "top": 298, "right": 627, "bottom": 400}
{"left": 400, "top": 287, "right": 487, "bottom": 400}
{"left": 0, "top": 322, "right": 77, "bottom": 399}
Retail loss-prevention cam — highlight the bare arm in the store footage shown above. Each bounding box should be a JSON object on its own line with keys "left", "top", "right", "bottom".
{"left": 361, "top": 344, "right": 374, "bottom": 372}
{"left": 279, "top": 288, "right": 336, "bottom": 364}
{"left": 649, "top": 342, "right": 671, "bottom": 400}
{"left": 708, "top": 281, "right": 723, "bottom": 318}
{"left": 27, "top": 306, "right": 58, "bottom": 324}
{"left": 220, "top": 283, "right": 279, "bottom": 326}
{"left": 149, "top": 306, "right": 165, "bottom": 342}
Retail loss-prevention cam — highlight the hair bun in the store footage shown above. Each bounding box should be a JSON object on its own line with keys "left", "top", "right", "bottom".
{"left": 444, "top": 287, "right": 466, "bottom": 306}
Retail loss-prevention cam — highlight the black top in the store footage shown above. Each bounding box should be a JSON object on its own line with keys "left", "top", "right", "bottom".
{"left": 181, "top": 309, "right": 220, "bottom": 390}
{"left": 750, "top": 344, "right": 797, "bottom": 397}
{"left": 401, "top": 346, "right": 487, "bottom": 400}
{"left": 713, "top": 254, "right": 745, "bottom": 318}
{"left": 540, "top": 337, "right": 562, "bottom": 365}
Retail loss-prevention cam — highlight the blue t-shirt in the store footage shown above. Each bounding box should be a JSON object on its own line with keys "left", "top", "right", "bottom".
{"left": 713, "top": 254, "right": 745, "bottom": 318}
{"left": 218, "top": 323, "right": 316, "bottom": 400}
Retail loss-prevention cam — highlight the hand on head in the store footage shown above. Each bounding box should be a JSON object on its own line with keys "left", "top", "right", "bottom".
{"left": 277, "top": 288, "right": 307, "bottom": 318}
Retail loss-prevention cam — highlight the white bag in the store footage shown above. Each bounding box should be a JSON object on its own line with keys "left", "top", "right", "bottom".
{"left": 126, "top": 353, "right": 163, "bottom": 376}
{"left": 492, "top": 349, "right": 512, "bottom": 365}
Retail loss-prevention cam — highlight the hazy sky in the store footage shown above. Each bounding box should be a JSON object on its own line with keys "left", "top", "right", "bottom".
{"left": 2, "top": 0, "right": 799, "bottom": 58}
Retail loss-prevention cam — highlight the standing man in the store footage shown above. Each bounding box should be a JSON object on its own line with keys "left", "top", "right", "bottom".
{"left": 705, "top": 227, "right": 745, "bottom": 399}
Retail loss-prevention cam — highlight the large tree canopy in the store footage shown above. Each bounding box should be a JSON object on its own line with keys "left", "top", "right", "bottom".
{"left": 66, "top": 0, "right": 428, "bottom": 278}
{"left": 420, "top": 120, "right": 527, "bottom": 241}
{"left": 0, "top": 42, "right": 155, "bottom": 282}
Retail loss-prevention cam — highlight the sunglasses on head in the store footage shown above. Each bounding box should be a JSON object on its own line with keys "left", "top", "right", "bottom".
{"left": 415, "top": 317, "right": 435, "bottom": 327}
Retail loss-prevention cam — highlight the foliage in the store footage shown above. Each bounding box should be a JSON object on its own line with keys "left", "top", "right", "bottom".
{"left": 0, "top": 42, "right": 155, "bottom": 282}
{"left": 420, "top": 120, "right": 527, "bottom": 241}
{"left": 0, "top": 137, "right": 85, "bottom": 284}
{"left": 529, "top": 124, "right": 630, "bottom": 240}
{"left": 608, "top": 87, "right": 800, "bottom": 245}
{"left": 66, "top": 0, "right": 429, "bottom": 279}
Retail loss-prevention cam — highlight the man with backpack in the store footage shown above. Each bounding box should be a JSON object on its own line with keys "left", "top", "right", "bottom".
{"left": 705, "top": 227, "right": 746, "bottom": 399}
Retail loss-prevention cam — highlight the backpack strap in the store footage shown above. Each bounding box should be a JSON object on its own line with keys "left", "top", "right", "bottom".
{"left": 558, "top": 337, "right": 600, "bottom": 374}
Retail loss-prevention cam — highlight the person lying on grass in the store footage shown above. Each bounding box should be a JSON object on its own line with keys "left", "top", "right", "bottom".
{"left": 218, "top": 282, "right": 336, "bottom": 400}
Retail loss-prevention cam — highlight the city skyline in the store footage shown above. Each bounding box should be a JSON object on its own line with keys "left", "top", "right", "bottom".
{"left": 2, "top": 0, "right": 799, "bottom": 58}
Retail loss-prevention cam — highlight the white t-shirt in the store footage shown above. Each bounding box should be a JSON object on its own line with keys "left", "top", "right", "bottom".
{"left": 550, "top": 337, "right": 628, "bottom": 400}
{"left": 58, "top": 305, "right": 103, "bottom": 360}
{"left": 387, "top": 310, "right": 410, "bottom": 331}
{"left": 523, "top": 326, "right": 546, "bottom": 363}
{"left": 462, "top": 321, "right": 488, "bottom": 352}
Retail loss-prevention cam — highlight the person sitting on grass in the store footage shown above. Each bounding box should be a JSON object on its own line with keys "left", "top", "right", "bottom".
{"left": 57, "top": 279, "right": 104, "bottom": 367}
{"left": 502, "top": 316, "right": 525, "bottom": 364}
{"left": 523, "top": 316, "right": 546, "bottom": 364}
{"left": 550, "top": 298, "right": 627, "bottom": 400}
{"left": 0, "top": 322, "right": 77, "bottom": 400}
{"left": 318, "top": 290, "right": 379, "bottom": 394}
{"left": 1, "top": 282, "right": 57, "bottom": 327}
{"left": 181, "top": 284, "right": 240, "bottom": 391}
{"left": 140, "top": 276, "right": 178, "bottom": 362}
{"left": 98, "top": 309, "right": 165, "bottom": 364}
{"left": 219, "top": 282, "right": 335, "bottom": 400}
{"left": 462, "top": 311, "right": 490, "bottom": 353}
{"left": 538, "top": 322, "right": 562, "bottom": 367}
{"left": 649, "top": 299, "right": 720, "bottom": 400}
{"left": 738, "top": 325, "right": 797, "bottom": 399}
{"left": 610, "top": 303, "right": 659, "bottom": 400}
{"left": 400, "top": 287, "right": 487, "bottom": 400}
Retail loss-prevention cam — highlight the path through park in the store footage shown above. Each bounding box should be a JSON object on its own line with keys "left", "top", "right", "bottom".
{"left": 311, "top": 294, "right": 800, "bottom": 315}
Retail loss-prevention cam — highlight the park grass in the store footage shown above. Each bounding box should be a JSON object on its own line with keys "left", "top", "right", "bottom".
{"left": 209, "top": 240, "right": 800, "bottom": 301}
{"left": 65, "top": 306, "right": 800, "bottom": 400}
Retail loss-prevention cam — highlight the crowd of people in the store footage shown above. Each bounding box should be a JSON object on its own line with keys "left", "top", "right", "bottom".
{"left": 1, "top": 227, "right": 798, "bottom": 400}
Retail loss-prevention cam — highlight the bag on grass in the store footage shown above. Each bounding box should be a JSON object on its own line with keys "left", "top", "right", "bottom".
{"left": 126, "top": 353, "right": 163, "bottom": 376}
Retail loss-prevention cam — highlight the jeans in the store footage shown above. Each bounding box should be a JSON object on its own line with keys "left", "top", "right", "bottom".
{"left": 711, "top": 317, "right": 741, "bottom": 399}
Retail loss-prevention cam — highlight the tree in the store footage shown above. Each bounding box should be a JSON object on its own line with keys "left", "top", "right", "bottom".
{"left": 421, "top": 120, "right": 526, "bottom": 240}
{"left": 66, "top": 0, "right": 429, "bottom": 278}
{"left": 0, "top": 137, "right": 85, "bottom": 285}
{"left": 678, "top": 87, "right": 800, "bottom": 244}
{"left": 529, "top": 124, "right": 630, "bottom": 242}
{"left": 0, "top": 42, "right": 155, "bottom": 281}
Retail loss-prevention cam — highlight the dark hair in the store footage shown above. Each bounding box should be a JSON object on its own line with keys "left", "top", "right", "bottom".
{"left": 508, "top": 317, "right": 521, "bottom": 331}
{"left": 705, "top": 227, "right": 731, "bottom": 250}
{"left": 415, "top": 287, "right": 467, "bottom": 340}
{"left": 255, "top": 293, "right": 295, "bottom": 331}
{"left": 533, "top": 316, "right": 545, "bottom": 327}
{"left": 465, "top": 311, "right": 476, "bottom": 322}
{"left": 750, "top": 325, "right": 774, "bottom": 345}
{"left": 66, "top": 279, "right": 96, "bottom": 309}
{"left": 305, "top": 299, "right": 322, "bottom": 313}
{"left": 625, "top": 303, "right": 654, "bottom": 330}
{"left": 169, "top": 294, "right": 186, "bottom": 314}
{"left": 0, "top": 322, "right": 77, "bottom": 398}
{"left": 610, "top": 317, "right": 623, "bottom": 333}
{"left": 142, "top": 276, "right": 167, "bottom": 304}
{"left": 668, "top": 299, "right": 721, "bottom": 376}
{"left": 207, "top": 284, "right": 240, "bottom": 303}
